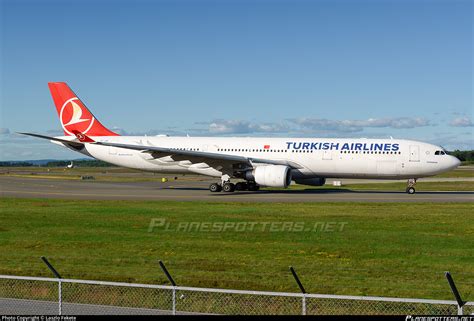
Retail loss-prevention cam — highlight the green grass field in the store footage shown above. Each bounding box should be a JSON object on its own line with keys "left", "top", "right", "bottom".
{"left": 0, "top": 198, "right": 472, "bottom": 301}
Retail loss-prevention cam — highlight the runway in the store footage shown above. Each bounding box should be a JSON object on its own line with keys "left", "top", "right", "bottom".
{"left": 1, "top": 176, "right": 472, "bottom": 202}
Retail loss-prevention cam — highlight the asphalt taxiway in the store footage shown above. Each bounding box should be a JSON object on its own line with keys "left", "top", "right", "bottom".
{"left": 1, "top": 176, "right": 472, "bottom": 202}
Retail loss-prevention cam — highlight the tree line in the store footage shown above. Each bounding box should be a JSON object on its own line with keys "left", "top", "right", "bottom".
{"left": 448, "top": 150, "right": 474, "bottom": 163}
{"left": 0, "top": 160, "right": 115, "bottom": 167}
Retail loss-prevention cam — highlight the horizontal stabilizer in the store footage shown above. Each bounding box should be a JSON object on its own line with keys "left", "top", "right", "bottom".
{"left": 17, "top": 132, "right": 85, "bottom": 149}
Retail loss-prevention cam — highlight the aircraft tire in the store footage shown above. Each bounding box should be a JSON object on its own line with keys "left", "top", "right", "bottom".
{"left": 209, "top": 183, "right": 222, "bottom": 192}
{"left": 222, "top": 182, "right": 235, "bottom": 192}
{"left": 406, "top": 187, "right": 416, "bottom": 194}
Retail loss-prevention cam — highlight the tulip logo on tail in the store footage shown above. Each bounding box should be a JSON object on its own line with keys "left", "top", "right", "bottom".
{"left": 75, "top": 132, "right": 86, "bottom": 141}
{"left": 60, "top": 98, "right": 95, "bottom": 135}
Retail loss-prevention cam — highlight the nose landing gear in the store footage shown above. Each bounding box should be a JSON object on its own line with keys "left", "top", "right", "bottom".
{"left": 406, "top": 178, "right": 417, "bottom": 194}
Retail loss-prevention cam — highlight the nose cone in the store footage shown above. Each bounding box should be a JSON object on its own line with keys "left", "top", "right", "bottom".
{"left": 448, "top": 156, "right": 461, "bottom": 170}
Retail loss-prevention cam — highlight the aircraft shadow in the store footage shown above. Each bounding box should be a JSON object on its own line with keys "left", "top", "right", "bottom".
{"left": 161, "top": 186, "right": 209, "bottom": 191}
{"left": 216, "top": 190, "right": 474, "bottom": 196}
{"left": 165, "top": 186, "right": 474, "bottom": 196}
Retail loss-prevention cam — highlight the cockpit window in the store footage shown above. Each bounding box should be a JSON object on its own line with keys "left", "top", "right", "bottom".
{"left": 435, "top": 150, "right": 446, "bottom": 155}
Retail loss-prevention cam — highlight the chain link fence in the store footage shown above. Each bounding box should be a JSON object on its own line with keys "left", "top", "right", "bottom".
{"left": 0, "top": 275, "right": 471, "bottom": 315}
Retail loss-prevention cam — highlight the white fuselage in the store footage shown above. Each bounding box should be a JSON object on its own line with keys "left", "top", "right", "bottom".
{"left": 56, "top": 136, "right": 460, "bottom": 180}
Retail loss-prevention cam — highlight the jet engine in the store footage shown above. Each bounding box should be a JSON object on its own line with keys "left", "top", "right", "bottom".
{"left": 294, "top": 177, "right": 326, "bottom": 186}
{"left": 245, "top": 165, "right": 292, "bottom": 188}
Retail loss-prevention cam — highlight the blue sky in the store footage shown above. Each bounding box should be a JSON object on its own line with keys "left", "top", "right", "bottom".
{"left": 0, "top": 0, "right": 472, "bottom": 160}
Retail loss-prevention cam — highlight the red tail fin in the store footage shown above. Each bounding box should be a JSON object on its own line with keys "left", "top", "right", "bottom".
{"left": 48, "top": 82, "right": 119, "bottom": 136}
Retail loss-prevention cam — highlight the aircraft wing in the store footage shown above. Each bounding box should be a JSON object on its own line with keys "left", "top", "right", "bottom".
{"left": 96, "top": 141, "right": 303, "bottom": 169}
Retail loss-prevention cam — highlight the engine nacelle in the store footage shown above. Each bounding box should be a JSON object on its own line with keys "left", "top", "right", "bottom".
{"left": 294, "top": 177, "right": 326, "bottom": 186}
{"left": 245, "top": 165, "right": 292, "bottom": 188}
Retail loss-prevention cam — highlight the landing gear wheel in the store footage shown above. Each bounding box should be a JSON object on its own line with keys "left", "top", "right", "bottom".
{"left": 209, "top": 183, "right": 222, "bottom": 192}
{"left": 406, "top": 187, "right": 416, "bottom": 195}
{"left": 222, "top": 182, "right": 235, "bottom": 192}
{"left": 406, "top": 178, "right": 417, "bottom": 195}
{"left": 235, "top": 182, "right": 248, "bottom": 191}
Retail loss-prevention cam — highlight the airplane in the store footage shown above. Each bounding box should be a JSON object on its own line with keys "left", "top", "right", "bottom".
{"left": 20, "top": 82, "right": 461, "bottom": 194}
{"left": 66, "top": 161, "right": 74, "bottom": 169}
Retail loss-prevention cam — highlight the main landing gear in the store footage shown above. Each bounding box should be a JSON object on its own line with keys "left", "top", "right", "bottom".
{"left": 222, "top": 182, "right": 235, "bottom": 192}
{"left": 406, "top": 178, "right": 417, "bottom": 194}
{"left": 209, "top": 178, "right": 260, "bottom": 193}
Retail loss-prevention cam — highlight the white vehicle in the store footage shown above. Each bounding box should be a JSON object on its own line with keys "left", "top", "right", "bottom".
{"left": 21, "top": 82, "right": 461, "bottom": 194}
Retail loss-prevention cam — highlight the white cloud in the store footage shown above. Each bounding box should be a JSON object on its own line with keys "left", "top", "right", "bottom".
{"left": 196, "top": 116, "right": 431, "bottom": 135}
{"left": 288, "top": 117, "right": 431, "bottom": 133}
{"left": 207, "top": 119, "right": 288, "bottom": 134}
{"left": 110, "top": 126, "right": 129, "bottom": 135}
{"left": 449, "top": 116, "right": 473, "bottom": 127}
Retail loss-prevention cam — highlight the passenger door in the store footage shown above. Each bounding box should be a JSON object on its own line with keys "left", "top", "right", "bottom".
{"left": 322, "top": 149, "right": 332, "bottom": 160}
{"left": 409, "top": 145, "right": 420, "bottom": 162}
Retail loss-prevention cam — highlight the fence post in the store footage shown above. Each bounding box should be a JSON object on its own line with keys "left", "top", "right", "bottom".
{"left": 159, "top": 260, "right": 177, "bottom": 315}
{"left": 172, "top": 287, "right": 176, "bottom": 315}
{"left": 289, "top": 266, "right": 307, "bottom": 315}
{"left": 445, "top": 272, "right": 465, "bottom": 315}
{"left": 41, "top": 256, "right": 62, "bottom": 315}
{"left": 58, "top": 279, "right": 62, "bottom": 315}
{"left": 302, "top": 294, "right": 307, "bottom": 316}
